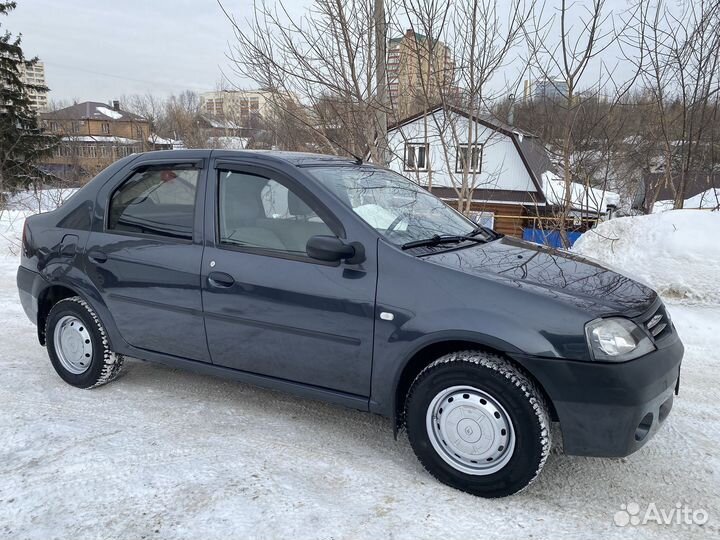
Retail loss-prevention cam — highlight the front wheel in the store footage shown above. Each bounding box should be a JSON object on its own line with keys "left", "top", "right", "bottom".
{"left": 405, "top": 351, "right": 551, "bottom": 498}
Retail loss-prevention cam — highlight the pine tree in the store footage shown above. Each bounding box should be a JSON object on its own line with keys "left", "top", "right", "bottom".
{"left": 0, "top": 1, "right": 56, "bottom": 195}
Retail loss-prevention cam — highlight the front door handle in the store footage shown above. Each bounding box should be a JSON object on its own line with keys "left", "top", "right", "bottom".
{"left": 208, "top": 271, "right": 235, "bottom": 288}
{"left": 88, "top": 250, "right": 108, "bottom": 264}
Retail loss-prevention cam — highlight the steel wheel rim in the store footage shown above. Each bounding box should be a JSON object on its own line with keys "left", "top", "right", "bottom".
{"left": 426, "top": 385, "right": 516, "bottom": 475}
{"left": 53, "top": 315, "right": 93, "bottom": 375}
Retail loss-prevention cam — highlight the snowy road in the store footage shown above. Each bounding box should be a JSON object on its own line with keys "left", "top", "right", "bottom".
{"left": 1, "top": 240, "right": 719, "bottom": 539}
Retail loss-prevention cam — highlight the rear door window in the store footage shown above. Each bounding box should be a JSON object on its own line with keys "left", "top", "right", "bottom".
{"left": 108, "top": 167, "right": 199, "bottom": 240}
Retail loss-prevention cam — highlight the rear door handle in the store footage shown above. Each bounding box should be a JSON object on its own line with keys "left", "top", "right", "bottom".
{"left": 88, "top": 250, "right": 108, "bottom": 264}
{"left": 208, "top": 271, "right": 235, "bottom": 288}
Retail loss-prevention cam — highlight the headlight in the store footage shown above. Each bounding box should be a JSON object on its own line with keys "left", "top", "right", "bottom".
{"left": 585, "top": 317, "right": 655, "bottom": 362}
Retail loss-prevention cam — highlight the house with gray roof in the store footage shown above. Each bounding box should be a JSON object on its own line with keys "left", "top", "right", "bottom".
{"left": 40, "top": 101, "right": 171, "bottom": 182}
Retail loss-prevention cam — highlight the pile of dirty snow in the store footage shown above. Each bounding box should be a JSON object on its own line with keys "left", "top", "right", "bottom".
{"left": 573, "top": 210, "right": 720, "bottom": 304}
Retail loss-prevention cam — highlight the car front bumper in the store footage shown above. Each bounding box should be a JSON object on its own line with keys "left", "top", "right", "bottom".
{"left": 511, "top": 336, "right": 683, "bottom": 457}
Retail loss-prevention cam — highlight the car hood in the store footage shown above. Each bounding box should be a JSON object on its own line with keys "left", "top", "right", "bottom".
{"left": 423, "top": 236, "right": 657, "bottom": 317}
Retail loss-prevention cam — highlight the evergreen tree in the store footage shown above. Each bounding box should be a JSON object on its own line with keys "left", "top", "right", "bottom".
{"left": 0, "top": 1, "right": 56, "bottom": 195}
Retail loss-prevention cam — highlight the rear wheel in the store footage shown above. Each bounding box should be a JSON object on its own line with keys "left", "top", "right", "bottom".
{"left": 46, "top": 296, "right": 125, "bottom": 389}
{"left": 405, "top": 350, "right": 551, "bottom": 498}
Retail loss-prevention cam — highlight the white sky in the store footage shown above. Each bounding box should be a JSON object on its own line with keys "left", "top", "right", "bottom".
{"left": 8, "top": 0, "right": 644, "bottom": 105}
{"left": 7, "top": 0, "right": 289, "bottom": 102}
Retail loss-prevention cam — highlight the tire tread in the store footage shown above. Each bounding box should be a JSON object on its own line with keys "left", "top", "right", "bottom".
{"left": 46, "top": 296, "right": 125, "bottom": 388}
{"left": 405, "top": 350, "right": 552, "bottom": 496}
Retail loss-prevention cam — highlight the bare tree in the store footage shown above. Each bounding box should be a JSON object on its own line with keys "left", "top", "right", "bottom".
{"left": 121, "top": 93, "right": 165, "bottom": 137}
{"left": 630, "top": 0, "right": 720, "bottom": 209}
{"left": 525, "top": 0, "right": 623, "bottom": 244}
{"left": 388, "top": 0, "right": 533, "bottom": 215}
{"left": 219, "top": 0, "right": 390, "bottom": 163}
{"left": 162, "top": 91, "right": 206, "bottom": 148}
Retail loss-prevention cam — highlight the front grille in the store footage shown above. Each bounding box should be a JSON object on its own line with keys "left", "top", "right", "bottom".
{"left": 642, "top": 303, "right": 672, "bottom": 341}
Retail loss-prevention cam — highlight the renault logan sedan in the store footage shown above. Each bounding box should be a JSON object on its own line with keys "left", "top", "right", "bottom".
{"left": 17, "top": 150, "right": 683, "bottom": 497}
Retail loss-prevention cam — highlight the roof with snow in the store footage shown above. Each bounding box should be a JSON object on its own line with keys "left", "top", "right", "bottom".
{"left": 60, "top": 135, "right": 140, "bottom": 144}
{"left": 209, "top": 136, "right": 249, "bottom": 150}
{"left": 654, "top": 188, "right": 720, "bottom": 212}
{"left": 148, "top": 134, "right": 181, "bottom": 146}
{"left": 41, "top": 101, "right": 146, "bottom": 122}
{"left": 640, "top": 172, "right": 720, "bottom": 212}
{"left": 542, "top": 171, "right": 620, "bottom": 214}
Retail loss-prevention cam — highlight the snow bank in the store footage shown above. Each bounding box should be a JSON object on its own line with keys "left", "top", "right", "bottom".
{"left": 654, "top": 188, "right": 720, "bottom": 212}
{"left": 573, "top": 210, "right": 720, "bottom": 304}
{"left": 4, "top": 188, "right": 77, "bottom": 212}
{"left": 0, "top": 210, "right": 25, "bottom": 257}
{"left": 685, "top": 188, "right": 720, "bottom": 209}
{"left": 1, "top": 189, "right": 75, "bottom": 256}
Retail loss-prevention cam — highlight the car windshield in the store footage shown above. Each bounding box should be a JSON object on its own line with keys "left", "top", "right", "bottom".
{"left": 307, "top": 166, "right": 480, "bottom": 246}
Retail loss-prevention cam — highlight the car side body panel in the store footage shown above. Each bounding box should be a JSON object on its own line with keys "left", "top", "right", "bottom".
{"left": 18, "top": 155, "right": 140, "bottom": 348}
{"left": 81, "top": 151, "right": 212, "bottom": 362}
{"left": 200, "top": 156, "right": 379, "bottom": 396}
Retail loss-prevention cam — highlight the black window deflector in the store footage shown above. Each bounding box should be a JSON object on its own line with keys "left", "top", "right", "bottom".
{"left": 132, "top": 160, "right": 204, "bottom": 172}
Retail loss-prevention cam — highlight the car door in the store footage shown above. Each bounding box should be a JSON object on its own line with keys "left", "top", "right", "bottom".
{"left": 83, "top": 153, "right": 211, "bottom": 362}
{"left": 201, "top": 159, "right": 377, "bottom": 397}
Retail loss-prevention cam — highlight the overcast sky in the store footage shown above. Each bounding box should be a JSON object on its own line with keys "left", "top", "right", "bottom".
{"left": 9, "top": 0, "right": 643, "bottom": 106}
{"left": 8, "top": 0, "right": 287, "bottom": 103}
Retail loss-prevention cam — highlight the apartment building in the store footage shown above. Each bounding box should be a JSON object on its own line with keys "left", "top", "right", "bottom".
{"left": 387, "top": 29, "right": 456, "bottom": 117}
{"left": 523, "top": 77, "right": 569, "bottom": 101}
{"left": 19, "top": 60, "right": 49, "bottom": 112}
{"left": 199, "top": 90, "right": 276, "bottom": 129}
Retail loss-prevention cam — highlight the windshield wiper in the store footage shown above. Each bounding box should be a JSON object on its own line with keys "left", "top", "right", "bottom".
{"left": 468, "top": 226, "right": 504, "bottom": 240}
{"left": 401, "top": 226, "right": 503, "bottom": 251}
{"left": 401, "top": 233, "right": 487, "bottom": 250}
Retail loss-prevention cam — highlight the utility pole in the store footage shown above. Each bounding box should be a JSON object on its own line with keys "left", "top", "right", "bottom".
{"left": 374, "top": 0, "right": 389, "bottom": 165}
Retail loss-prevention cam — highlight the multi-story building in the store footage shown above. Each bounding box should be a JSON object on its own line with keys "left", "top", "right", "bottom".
{"left": 199, "top": 90, "right": 276, "bottom": 129}
{"left": 387, "top": 29, "right": 455, "bottom": 117}
{"left": 40, "top": 101, "right": 169, "bottom": 181}
{"left": 19, "top": 60, "right": 49, "bottom": 112}
{"left": 525, "top": 77, "right": 569, "bottom": 101}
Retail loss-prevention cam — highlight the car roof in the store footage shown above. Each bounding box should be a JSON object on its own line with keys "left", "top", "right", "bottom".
{"left": 139, "top": 149, "right": 362, "bottom": 168}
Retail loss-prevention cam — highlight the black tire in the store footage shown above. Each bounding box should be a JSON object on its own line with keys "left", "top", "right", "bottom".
{"left": 405, "top": 350, "right": 551, "bottom": 498}
{"left": 45, "top": 296, "right": 125, "bottom": 389}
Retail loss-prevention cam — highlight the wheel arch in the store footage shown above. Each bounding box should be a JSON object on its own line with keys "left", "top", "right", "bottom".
{"left": 36, "top": 284, "right": 116, "bottom": 350}
{"left": 392, "top": 338, "right": 558, "bottom": 437}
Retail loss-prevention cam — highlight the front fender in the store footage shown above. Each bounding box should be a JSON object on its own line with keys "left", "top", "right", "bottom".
{"left": 370, "top": 241, "right": 593, "bottom": 421}
{"left": 369, "top": 306, "right": 561, "bottom": 418}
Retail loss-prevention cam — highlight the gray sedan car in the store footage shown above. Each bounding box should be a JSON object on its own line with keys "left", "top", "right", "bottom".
{"left": 17, "top": 150, "right": 683, "bottom": 497}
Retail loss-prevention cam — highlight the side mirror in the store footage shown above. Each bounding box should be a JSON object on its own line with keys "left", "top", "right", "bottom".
{"left": 306, "top": 235, "right": 365, "bottom": 264}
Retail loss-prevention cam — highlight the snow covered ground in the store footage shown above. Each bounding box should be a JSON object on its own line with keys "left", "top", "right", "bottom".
{"left": 1, "top": 204, "right": 719, "bottom": 539}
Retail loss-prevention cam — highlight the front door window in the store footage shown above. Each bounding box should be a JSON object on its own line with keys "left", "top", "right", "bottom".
{"left": 218, "top": 170, "right": 334, "bottom": 255}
